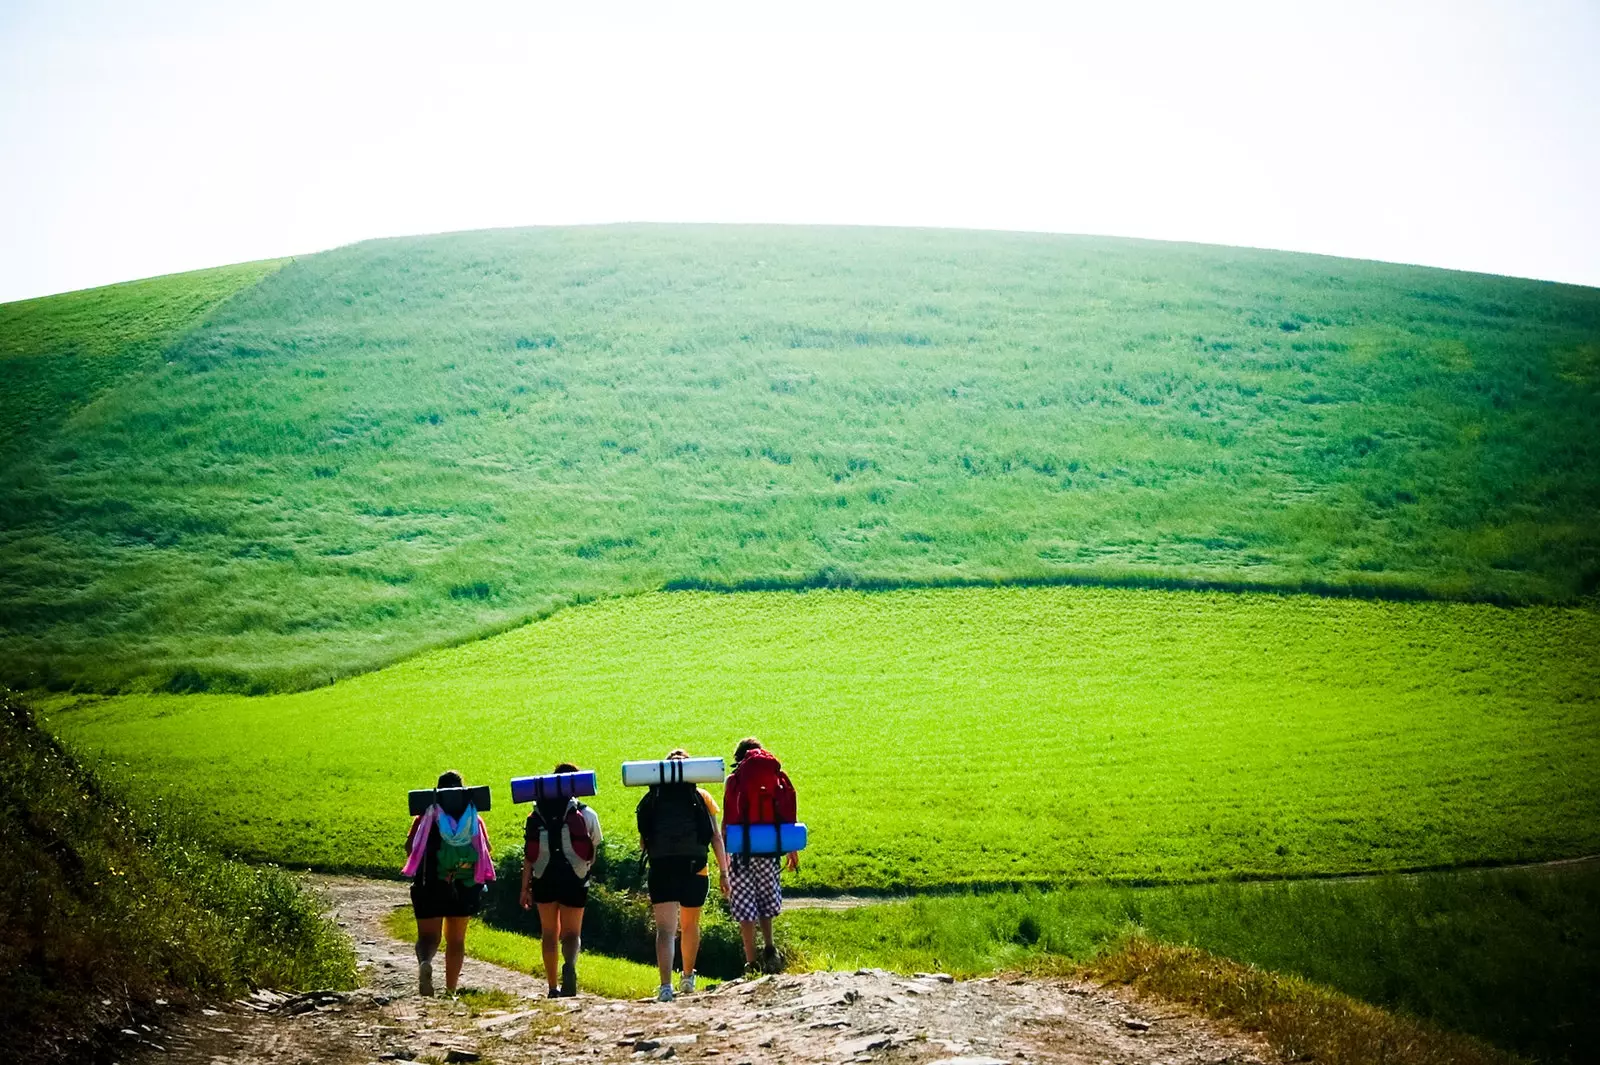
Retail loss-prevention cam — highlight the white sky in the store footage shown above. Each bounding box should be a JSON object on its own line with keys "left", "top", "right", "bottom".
{"left": 2, "top": 0, "right": 1597, "bottom": 303}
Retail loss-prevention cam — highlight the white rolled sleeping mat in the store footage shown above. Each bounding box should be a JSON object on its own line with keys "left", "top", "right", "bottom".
{"left": 621, "top": 756, "right": 726, "bottom": 787}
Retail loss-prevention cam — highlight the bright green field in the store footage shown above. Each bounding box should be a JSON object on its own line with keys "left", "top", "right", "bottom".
{"left": 43, "top": 586, "right": 1600, "bottom": 892}
{"left": 4, "top": 226, "right": 1598, "bottom": 692}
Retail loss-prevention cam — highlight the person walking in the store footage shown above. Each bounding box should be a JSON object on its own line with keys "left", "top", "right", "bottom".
{"left": 402, "top": 769, "right": 496, "bottom": 996}
{"left": 636, "top": 748, "right": 730, "bottom": 1001}
{"left": 722, "top": 737, "right": 800, "bottom": 974}
{"left": 520, "top": 762, "right": 603, "bottom": 997}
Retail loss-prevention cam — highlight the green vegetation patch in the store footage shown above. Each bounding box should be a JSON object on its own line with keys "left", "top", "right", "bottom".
{"left": 44, "top": 586, "right": 1600, "bottom": 892}
{"left": 0, "top": 258, "right": 286, "bottom": 457}
{"left": 0, "top": 694, "right": 354, "bottom": 1063}
{"left": 4, "top": 227, "right": 1598, "bottom": 692}
{"left": 784, "top": 862, "right": 1599, "bottom": 1063}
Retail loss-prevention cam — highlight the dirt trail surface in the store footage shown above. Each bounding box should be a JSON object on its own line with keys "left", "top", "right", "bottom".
{"left": 125, "top": 875, "right": 1269, "bottom": 1065}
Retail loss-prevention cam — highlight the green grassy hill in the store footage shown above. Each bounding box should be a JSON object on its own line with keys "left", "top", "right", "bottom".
{"left": 2, "top": 226, "right": 1597, "bottom": 692}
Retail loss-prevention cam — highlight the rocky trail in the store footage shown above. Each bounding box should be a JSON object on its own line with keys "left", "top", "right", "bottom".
{"left": 121, "top": 875, "right": 1270, "bottom": 1065}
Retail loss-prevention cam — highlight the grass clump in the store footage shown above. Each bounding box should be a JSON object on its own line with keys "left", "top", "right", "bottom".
{"left": 44, "top": 586, "right": 1600, "bottom": 892}
{"left": 3, "top": 226, "right": 1599, "bottom": 692}
{"left": 1088, "top": 935, "right": 1518, "bottom": 1065}
{"left": 0, "top": 692, "right": 355, "bottom": 1063}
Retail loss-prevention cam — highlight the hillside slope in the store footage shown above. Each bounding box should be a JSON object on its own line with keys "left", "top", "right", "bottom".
{"left": 0, "top": 259, "right": 287, "bottom": 457}
{"left": 2, "top": 225, "right": 1597, "bottom": 691}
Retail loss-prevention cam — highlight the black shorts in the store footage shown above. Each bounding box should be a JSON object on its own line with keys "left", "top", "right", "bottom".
{"left": 648, "top": 855, "right": 710, "bottom": 908}
{"left": 411, "top": 877, "right": 483, "bottom": 919}
{"left": 531, "top": 860, "right": 590, "bottom": 909}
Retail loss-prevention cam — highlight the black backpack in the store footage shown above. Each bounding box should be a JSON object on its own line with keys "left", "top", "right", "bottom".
{"left": 637, "top": 782, "right": 713, "bottom": 859}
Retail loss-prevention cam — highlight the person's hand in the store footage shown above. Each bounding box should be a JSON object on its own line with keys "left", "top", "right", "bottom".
{"left": 719, "top": 866, "right": 732, "bottom": 898}
{"left": 785, "top": 851, "right": 800, "bottom": 873}
{"left": 519, "top": 886, "right": 532, "bottom": 911}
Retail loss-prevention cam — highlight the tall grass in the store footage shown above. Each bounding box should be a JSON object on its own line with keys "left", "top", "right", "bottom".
{"left": 3, "top": 226, "right": 1597, "bottom": 692}
{"left": 0, "top": 693, "right": 355, "bottom": 1063}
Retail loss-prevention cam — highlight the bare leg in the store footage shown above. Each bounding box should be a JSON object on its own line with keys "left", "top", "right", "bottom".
{"left": 739, "top": 921, "right": 758, "bottom": 964}
{"left": 760, "top": 916, "right": 775, "bottom": 952}
{"left": 443, "top": 916, "right": 469, "bottom": 992}
{"left": 559, "top": 904, "right": 584, "bottom": 994}
{"left": 653, "top": 902, "right": 679, "bottom": 987}
{"left": 416, "top": 916, "right": 443, "bottom": 963}
{"left": 537, "top": 902, "right": 561, "bottom": 992}
{"left": 679, "top": 906, "right": 703, "bottom": 978}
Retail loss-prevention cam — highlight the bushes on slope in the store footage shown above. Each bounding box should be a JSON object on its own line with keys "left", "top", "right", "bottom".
{"left": 0, "top": 692, "right": 354, "bottom": 1062}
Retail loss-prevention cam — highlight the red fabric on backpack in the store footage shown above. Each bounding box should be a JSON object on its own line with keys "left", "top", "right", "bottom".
{"left": 565, "top": 804, "right": 595, "bottom": 863}
{"left": 724, "top": 749, "right": 798, "bottom": 826}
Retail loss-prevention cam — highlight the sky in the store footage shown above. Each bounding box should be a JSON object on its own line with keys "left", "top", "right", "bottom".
{"left": 1, "top": 0, "right": 1597, "bottom": 303}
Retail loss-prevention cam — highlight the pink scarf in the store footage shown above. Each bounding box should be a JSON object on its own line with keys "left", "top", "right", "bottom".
{"left": 402, "top": 805, "right": 497, "bottom": 884}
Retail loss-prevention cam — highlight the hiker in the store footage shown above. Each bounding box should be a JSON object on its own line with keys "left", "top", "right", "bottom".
{"left": 402, "top": 769, "right": 495, "bottom": 996}
{"left": 723, "top": 737, "right": 800, "bottom": 974}
{"left": 636, "top": 748, "right": 731, "bottom": 1001}
{"left": 520, "top": 761, "right": 603, "bottom": 997}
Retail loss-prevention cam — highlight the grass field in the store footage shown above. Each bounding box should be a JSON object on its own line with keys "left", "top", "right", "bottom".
{"left": 3, "top": 226, "right": 1598, "bottom": 692}
{"left": 0, "top": 258, "right": 287, "bottom": 459}
{"left": 382, "top": 910, "right": 679, "bottom": 1000}
{"left": 43, "top": 585, "right": 1600, "bottom": 892}
{"left": 782, "top": 862, "right": 1600, "bottom": 1064}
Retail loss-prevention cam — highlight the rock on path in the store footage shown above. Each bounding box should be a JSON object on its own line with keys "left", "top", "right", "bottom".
{"left": 122, "top": 874, "right": 1269, "bottom": 1065}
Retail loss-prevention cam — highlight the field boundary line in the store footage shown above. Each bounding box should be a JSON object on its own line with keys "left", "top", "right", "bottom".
{"left": 781, "top": 853, "right": 1600, "bottom": 910}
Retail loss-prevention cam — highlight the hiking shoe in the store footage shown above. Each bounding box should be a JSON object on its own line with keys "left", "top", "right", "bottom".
{"left": 561, "top": 960, "right": 577, "bottom": 998}
{"left": 656, "top": 984, "right": 675, "bottom": 1002}
{"left": 762, "top": 945, "right": 781, "bottom": 973}
{"left": 678, "top": 972, "right": 697, "bottom": 995}
{"left": 418, "top": 960, "right": 435, "bottom": 997}
{"left": 546, "top": 987, "right": 562, "bottom": 999}
{"left": 743, "top": 961, "right": 763, "bottom": 978}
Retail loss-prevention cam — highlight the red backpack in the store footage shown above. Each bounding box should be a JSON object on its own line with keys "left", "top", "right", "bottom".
{"left": 724, "top": 749, "right": 797, "bottom": 828}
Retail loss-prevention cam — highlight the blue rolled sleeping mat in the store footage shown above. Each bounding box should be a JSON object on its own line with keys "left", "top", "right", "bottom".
{"left": 510, "top": 770, "right": 598, "bottom": 804}
{"left": 409, "top": 785, "right": 492, "bottom": 818}
{"left": 724, "top": 822, "right": 808, "bottom": 855}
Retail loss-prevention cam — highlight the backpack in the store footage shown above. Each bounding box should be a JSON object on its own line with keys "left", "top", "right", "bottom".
{"left": 526, "top": 800, "right": 596, "bottom": 879}
{"left": 636, "top": 782, "right": 713, "bottom": 859}
{"left": 436, "top": 831, "right": 479, "bottom": 884}
{"left": 724, "top": 749, "right": 798, "bottom": 852}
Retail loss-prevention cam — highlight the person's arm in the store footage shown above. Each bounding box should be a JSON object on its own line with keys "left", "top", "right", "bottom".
{"left": 587, "top": 806, "right": 603, "bottom": 846}
{"left": 520, "top": 855, "right": 533, "bottom": 909}
{"left": 708, "top": 809, "right": 732, "bottom": 896}
{"left": 785, "top": 850, "right": 800, "bottom": 872}
{"left": 404, "top": 814, "right": 422, "bottom": 852}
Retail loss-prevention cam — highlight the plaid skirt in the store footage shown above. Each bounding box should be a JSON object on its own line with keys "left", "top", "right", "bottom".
{"left": 728, "top": 855, "right": 783, "bottom": 922}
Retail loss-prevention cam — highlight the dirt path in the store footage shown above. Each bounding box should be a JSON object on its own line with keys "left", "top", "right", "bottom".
{"left": 125, "top": 875, "right": 1270, "bottom": 1065}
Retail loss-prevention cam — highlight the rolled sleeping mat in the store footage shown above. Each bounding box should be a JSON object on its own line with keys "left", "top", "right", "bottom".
{"left": 409, "top": 785, "right": 493, "bottom": 818}
{"left": 511, "top": 770, "right": 598, "bottom": 804}
{"left": 621, "top": 756, "right": 726, "bottom": 787}
{"left": 724, "top": 822, "right": 808, "bottom": 855}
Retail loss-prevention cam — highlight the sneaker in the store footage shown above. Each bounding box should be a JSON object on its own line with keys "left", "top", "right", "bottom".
{"left": 547, "top": 986, "right": 562, "bottom": 999}
{"left": 656, "top": 984, "right": 675, "bottom": 1002}
{"left": 762, "top": 945, "right": 781, "bottom": 973}
{"left": 561, "top": 960, "right": 577, "bottom": 998}
{"left": 679, "top": 972, "right": 697, "bottom": 995}
{"left": 418, "top": 959, "right": 435, "bottom": 998}
{"left": 743, "top": 961, "right": 762, "bottom": 978}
